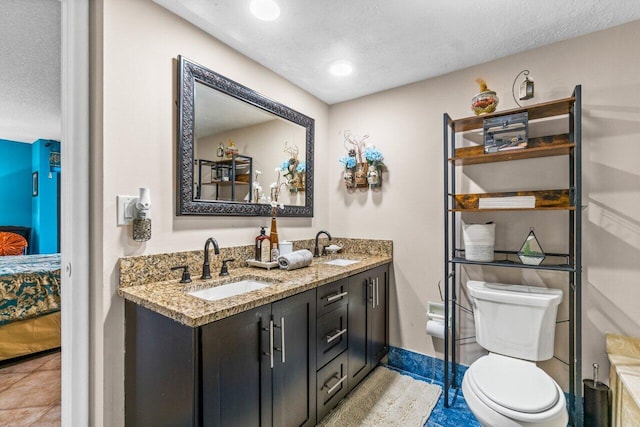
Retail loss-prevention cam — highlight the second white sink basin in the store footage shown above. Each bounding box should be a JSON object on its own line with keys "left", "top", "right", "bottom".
{"left": 323, "top": 259, "right": 360, "bottom": 267}
{"left": 187, "top": 279, "right": 272, "bottom": 301}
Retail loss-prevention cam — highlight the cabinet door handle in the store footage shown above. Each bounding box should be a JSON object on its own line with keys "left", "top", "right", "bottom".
{"left": 325, "top": 374, "right": 347, "bottom": 395}
{"left": 265, "top": 319, "right": 274, "bottom": 369}
{"left": 376, "top": 277, "right": 380, "bottom": 308}
{"left": 281, "top": 316, "right": 285, "bottom": 364}
{"left": 274, "top": 317, "right": 286, "bottom": 364}
{"left": 369, "top": 279, "right": 375, "bottom": 308}
{"left": 326, "top": 291, "right": 348, "bottom": 302}
{"left": 326, "top": 328, "right": 347, "bottom": 343}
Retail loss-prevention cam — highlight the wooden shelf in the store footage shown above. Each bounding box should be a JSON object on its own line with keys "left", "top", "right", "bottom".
{"left": 452, "top": 189, "right": 573, "bottom": 211}
{"left": 448, "top": 97, "right": 575, "bottom": 132}
{"left": 200, "top": 157, "right": 251, "bottom": 166}
{"left": 203, "top": 181, "right": 250, "bottom": 185}
{"left": 449, "top": 134, "right": 572, "bottom": 165}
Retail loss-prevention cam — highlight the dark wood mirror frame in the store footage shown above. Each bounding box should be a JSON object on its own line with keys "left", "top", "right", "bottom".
{"left": 177, "top": 56, "right": 314, "bottom": 217}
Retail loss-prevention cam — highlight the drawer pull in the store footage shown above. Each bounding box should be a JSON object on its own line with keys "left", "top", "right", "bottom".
{"left": 326, "top": 328, "right": 347, "bottom": 344}
{"left": 325, "top": 374, "right": 347, "bottom": 395}
{"left": 326, "top": 291, "right": 348, "bottom": 302}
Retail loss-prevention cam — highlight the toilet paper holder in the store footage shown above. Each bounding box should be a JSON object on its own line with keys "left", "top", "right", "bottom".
{"left": 427, "top": 301, "right": 450, "bottom": 322}
{"left": 426, "top": 302, "right": 450, "bottom": 339}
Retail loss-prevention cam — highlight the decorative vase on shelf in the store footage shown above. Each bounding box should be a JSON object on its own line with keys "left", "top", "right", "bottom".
{"left": 354, "top": 162, "right": 368, "bottom": 187}
{"left": 471, "top": 78, "right": 498, "bottom": 115}
{"left": 471, "top": 91, "right": 499, "bottom": 115}
{"left": 367, "top": 165, "right": 381, "bottom": 188}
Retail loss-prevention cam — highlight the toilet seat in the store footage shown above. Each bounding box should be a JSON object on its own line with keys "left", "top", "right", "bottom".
{"left": 465, "top": 354, "right": 566, "bottom": 423}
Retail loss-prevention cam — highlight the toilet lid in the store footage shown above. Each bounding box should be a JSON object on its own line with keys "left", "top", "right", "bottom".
{"left": 469, "top": 354, "right": 559, "bottom": 414}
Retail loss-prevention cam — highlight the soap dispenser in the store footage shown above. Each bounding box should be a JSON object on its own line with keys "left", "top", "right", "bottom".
{"left": 255, "top": 227, "right": 270, "bottom": 262}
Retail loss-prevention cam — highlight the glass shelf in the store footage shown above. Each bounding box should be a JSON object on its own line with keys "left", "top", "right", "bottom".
{"left": 450, "top": 249, "right": 574, "bottom": 272}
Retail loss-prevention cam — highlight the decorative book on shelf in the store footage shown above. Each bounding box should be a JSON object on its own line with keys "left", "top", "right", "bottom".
{"left": 478, "top": 196, "right": 535, "bottom": 209}
{"left": 453, "top": 189, "right": 572, "bottom": 211}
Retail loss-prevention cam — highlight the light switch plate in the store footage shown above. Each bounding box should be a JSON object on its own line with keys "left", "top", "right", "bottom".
{"left": 117, "top": 195, "right": 137, "bottom": 225}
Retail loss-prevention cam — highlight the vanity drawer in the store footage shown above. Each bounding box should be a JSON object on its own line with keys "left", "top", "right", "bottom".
{"left": 316, "top": 304, "right": 348, "bottom": 369}
{"left": 316, "top": 350, "right": 349, "bottom": 422}
{"left": 317, "top": 278, "right": 348, "bottom": 317}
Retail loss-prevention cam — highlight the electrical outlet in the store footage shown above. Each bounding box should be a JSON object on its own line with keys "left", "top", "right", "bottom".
{"left": 117, "top": 195, "right": 138, "bottom": 225}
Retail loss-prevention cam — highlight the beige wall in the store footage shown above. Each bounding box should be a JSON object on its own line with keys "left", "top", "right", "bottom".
{"left": 329, "top": 18, "right": 640, "bottom": 390}
{"left": 94, "top": 1, "right": 640, "bottom": 423}
{"left": 92, "top": 0, "right": 329, "bottom": 424}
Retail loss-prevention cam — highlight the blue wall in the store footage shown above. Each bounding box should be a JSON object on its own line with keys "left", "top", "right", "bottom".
{"left": 0, "top": 139, "right": 33, "bottom": 227}
{"left": 31, "top": 139, "right": 60, "bottom": 254}
{"left": 0, "top": 138, "right": 60, "bottom": 254}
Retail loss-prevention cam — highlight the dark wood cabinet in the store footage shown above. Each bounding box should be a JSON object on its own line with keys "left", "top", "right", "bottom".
{"left": 125, "top": 264, "right": 389, "bottom": 427}
{"left": 201, "top": 305, "right": 272, "bottom": 427}
{"left": 125, "top": 301, "right": 199, "bottom": 427}
{"left": 271, "top": 291, "right": 316, "bottom": 427}
{"left": 202, "top": 290, "right": 316, "bottom": 427}
{"left": 347, "top": 264, "right": 389, "bottom": 392}
{"left": 126, "top": 289, "right": 316, "bottom": 427}
{"left": 369, "top": 265, "right": 388, "bottom": 365}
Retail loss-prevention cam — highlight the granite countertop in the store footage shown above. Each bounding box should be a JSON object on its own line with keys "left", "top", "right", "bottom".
{"left": 119, "top": 253, "right": 391, "bottom": 328}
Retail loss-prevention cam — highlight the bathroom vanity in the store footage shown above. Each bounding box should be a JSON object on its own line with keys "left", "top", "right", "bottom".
{"left": 119, "top": 242, "right": 391, "bottom": 427}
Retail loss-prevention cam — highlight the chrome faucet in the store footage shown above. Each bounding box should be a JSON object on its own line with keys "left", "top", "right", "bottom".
{"left": 202, "top": 237, "right": 220, "bottom": 279}
{"left": 314, "top": 230, "right": 332, "bottom": 257}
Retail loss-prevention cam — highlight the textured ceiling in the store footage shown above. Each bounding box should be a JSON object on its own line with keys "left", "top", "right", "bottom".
{"left": 3, "top": 1, "right": 640, "bottom": 144}
{"left": 154, "top": 0, "right": 640, "bottom": 104}
{"left": 0, "top": 0, "right": 60, "bottom": 143}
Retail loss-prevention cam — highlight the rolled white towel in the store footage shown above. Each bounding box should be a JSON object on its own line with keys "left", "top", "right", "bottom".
{"left": 278, "top": 249, "right": 313, "bottom": 271}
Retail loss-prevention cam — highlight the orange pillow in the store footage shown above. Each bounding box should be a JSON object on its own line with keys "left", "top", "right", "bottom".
{"left": 0, "top": 232, "right": 28, "bottom": 256}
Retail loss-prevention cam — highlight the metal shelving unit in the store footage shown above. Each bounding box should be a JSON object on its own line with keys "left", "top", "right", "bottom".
{"left": 443, "top": 86, "right": 582, "bottom": 426}
{"left": 196, "top": 154, "right": 252, "bottom": 202}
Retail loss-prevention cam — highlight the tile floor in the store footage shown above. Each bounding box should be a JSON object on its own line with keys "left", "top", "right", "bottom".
{"left": 0, "top": 350, "right": 61, "bottom": 427}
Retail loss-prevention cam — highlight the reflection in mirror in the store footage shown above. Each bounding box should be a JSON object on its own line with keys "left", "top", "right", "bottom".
{"left": 194, "top": 83, "right": 306, "bottom": 205}
{"left": 177, "top": 56, "right": 314, "bottom": 217}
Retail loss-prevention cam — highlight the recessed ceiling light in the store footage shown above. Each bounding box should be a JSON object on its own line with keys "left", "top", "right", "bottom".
{"left": 250, "top": 0, "right": 280, "bottom": 21}
{"left": 329, "top": 60, "right": 353, "bottom": 77}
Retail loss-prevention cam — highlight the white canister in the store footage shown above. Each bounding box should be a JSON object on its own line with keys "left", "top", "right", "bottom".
{"left": 279, "top": 241, "right": 293, "bottom": 256}
{"left": 462, "top": 222, "right": 495, "bottom": 262}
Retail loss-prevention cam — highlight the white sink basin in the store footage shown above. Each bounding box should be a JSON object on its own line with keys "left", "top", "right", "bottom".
{"left": 323, "top": 259, "right": 360, "bottom": 267}
{"left": 187, "top": 279, "right": 272, "bottom": 301}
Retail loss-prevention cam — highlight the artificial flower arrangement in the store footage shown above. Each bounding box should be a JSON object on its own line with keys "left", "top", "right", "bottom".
{"left": 279, "top": 142, "right": 305, "bottom": 192}
{"left": 339, "top": 131, "right": 384, "bottom": 189}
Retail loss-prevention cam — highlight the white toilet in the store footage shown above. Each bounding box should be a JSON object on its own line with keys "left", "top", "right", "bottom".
{"left": 462, "top": 281, "right": 568, "bottom": 427}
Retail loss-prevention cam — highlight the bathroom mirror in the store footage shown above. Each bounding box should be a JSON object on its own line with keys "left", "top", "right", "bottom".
{"left": 177, "top": 56, "right": 314, "bottom": 216}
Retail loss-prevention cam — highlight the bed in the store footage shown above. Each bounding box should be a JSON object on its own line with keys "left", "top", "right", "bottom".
{"left": 0, "top": 253, "right": 61, "bottom": 361}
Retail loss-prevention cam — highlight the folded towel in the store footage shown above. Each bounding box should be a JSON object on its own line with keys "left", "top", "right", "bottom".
{"left": 278, "top": 249, "right": 313, "bottom": 271}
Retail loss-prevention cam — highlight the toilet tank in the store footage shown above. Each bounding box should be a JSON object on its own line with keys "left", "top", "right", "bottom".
{"left": 467, "top": 281, "right": 563, "bottom": 361}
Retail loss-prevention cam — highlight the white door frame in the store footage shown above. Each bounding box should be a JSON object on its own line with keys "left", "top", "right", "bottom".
{"left": 60, "top": 0, "right": 90, "bottom": 425}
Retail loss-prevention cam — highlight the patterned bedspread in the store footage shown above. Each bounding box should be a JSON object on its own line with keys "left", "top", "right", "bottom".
{"left": 0, "top": 254, "right": 61, "bottom": 326}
